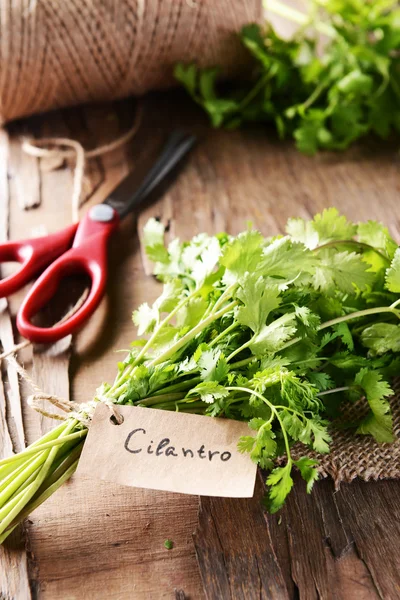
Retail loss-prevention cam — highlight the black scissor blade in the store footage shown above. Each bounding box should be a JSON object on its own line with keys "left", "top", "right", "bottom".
{"left": 104, "top": 131, "right": 196, "bottom": 219}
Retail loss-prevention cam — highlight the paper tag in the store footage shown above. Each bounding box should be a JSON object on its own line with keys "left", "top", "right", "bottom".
{"left": 77, "top": 404, "right": 257, "bottom": 498}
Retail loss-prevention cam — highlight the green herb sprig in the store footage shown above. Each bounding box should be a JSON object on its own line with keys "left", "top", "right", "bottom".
{"left": 0, "top": 208, "right": 399, "bottom": 540}
{"left": 175, "top": 0, "right": 400, "bottom": 153}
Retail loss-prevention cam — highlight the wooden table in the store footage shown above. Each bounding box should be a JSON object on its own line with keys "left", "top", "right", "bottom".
{"left": 1, "top": 92, "right": 399, "bottom": 600}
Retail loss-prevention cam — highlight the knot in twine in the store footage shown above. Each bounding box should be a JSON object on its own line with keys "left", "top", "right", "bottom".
{"left": 27, "top": 395, "right": 123, "bottom": 428}
{"left": 5, "top": 348, "right": 123, "bottom": 428}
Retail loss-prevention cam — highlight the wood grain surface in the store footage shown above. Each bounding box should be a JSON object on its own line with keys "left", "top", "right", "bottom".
{"left": 0, "top": 92, "right": 399, "bottom": 599}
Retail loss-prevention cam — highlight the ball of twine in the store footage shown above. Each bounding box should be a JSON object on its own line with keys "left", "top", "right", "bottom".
{"left": 0, "top": 0, "right": 263, "bottom": 124}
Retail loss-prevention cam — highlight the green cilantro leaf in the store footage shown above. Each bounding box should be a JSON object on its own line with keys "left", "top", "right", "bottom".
{"left": 357, "top": 221, "right": 398, "bottom": 260}
{"left": 313, "top": 250, "right": 375, "bottom": 294}
{"left": 280, "top": 411, "right": 306, "bottom": 441}
{"left": 220, "top": 230, "right": 264, "bottom": 284}
{"left": 312, "top": 208, "right": 357, "bottom": 245}
{"left": 308, "top": 420, "right": 332, "bottom": 454}
{"left": 385, "top": 248, "right": 400, "bottom": 293}
{"left": 294, "top": 306, "right": 320, "bottom": 330}
{"left": 266, "top": 464, "right": 294, "bottom": 513}
{"left": 176, "top": 297, "right": 208, "bottom": 329}
{"left": 155, "top": 280, "right": 185, "bottom": 313}
{"left": 188, "top": 381, "right": 229, "bottom": 404}
{"left": 250, "top": 313, "right": 297, "bottom": 356}
{"left": 237, "top": 436, "right": 256, "bottom": 453}
{"left": 132, "top": 303, "right": 158, "bottom": 335}
{"left": 361, "top": 323, "right": 400, "bottom": 356}
{"left": 307, "top": 372, "right": 334, "bottom": 392}
{"left": 286, "top": 217, "right": 319, "bottom": 249}
{"left": 261, "top": 237, "right": 316, "bottom": 281}
{"left": 355, "top": 369, "right": 394, "bottom": 443}
{"left": 182, "top": 235, "right": 221, "bottom": 287}
{"left": 198, "top": 349, "right": 229, "bottom": 382}
{"left": 333, "top": 322, "right": 354, "bottom": 351}
{"left": 143, "top": 218, "right": 169, "bottom": 264}
{"left": 236, "top": 275, "right": 281, "bottom": 333}
{"left": 294, "top": 457, "right": 319, "bottom": 493}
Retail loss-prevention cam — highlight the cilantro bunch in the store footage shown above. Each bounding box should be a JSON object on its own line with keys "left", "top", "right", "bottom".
{"left": 1, "top": 209, "right": 400, "bottom": 541}
{"left": 125, "top": 208, "right": 400, "bottom": 510}
{"left": 175, "top": 0, "right": 400, "bottom": 154}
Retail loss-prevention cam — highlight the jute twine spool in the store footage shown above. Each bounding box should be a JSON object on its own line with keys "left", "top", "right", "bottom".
{"left": 0, "top": 0, "right": 263, "bottom": 124}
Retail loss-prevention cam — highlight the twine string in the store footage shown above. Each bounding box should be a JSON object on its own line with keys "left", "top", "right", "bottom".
{"left": 0, "top": 2, "right": 259, "bottom": 124}
{"left": 22, "top": 103, "right": 143, "bottom": 223}
{"left": 3, "top": 294, "right": 123, "bottom": 427}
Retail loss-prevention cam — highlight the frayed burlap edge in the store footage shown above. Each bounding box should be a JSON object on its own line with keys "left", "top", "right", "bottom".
{"left": 289, "top": 378, "right": 400, "bottom": 487}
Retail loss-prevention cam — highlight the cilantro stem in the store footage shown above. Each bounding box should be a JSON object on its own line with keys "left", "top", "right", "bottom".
{"left": 314, "top": 240, "right": 390, "bottom": 263}
{"left": 137, "top": 392, "right": 186, "bottom": 406}
{"left": 230, "top": 357, "right": 255, "bottom": 369}
{"left": 319, "top": 306, "right": 400, "bottom": 329}
{"left": 293, "top": 357, "right": 328, "bottom": 365}
{"left": 226, "top": 339, "right": 252, "bottom": 363}
{"left": 109, "top": 372, "right": 200, "bottom": 403}
{"left": 279, "top": 305, "right": 400, "bottom": 353}
{"left": 0, "top": 422, "right": 70, "bottom": 479}
{"left": 317, "top": 386, "right": 350, "bottom": 396}
{"left": 227, "top": 386, "right": 292, "bottom": 462}
{"left": 0, "top": 419, "right": 76, "bottom": 537}
{"left": 209, "top": 321, "right": 238, "bottom": 347}
{"left": 299, "top": 79, "right": 330, "bottom": 112}
{"left": 0, "top": 430, "right": 87, "bottom": 467}
{"left": 149, "top": 301, "right": 238, "bottom": 366}
{"left": 134, "top": 289, "right": 200, "bottom": 365}
{"left": 236, "top": 72, "right": 272, "bottom": 114}
{"left": 152, "top": 377, "right": 202, "bottom": 395}
{"left": 210, "top": 283, "right": 237, "bottom": 314}
{"left": 147, "top": 399, "right": 206, "bottom": 412}
{"left": 0, "top": 450, "right": 82, "bottom": 543}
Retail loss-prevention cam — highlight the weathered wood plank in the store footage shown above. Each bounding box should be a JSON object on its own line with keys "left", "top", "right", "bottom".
{"left": 194, "top": 473, "right": 289, "bottom": 600}
{"left": 8, "top": 139, "right": 41, "bottom": 211}
{"left": 334, "top": 479, "right": 400, "bottom": 600}
{"left": 29, "top": 112, "right": 76, "bottom": 433}
{"left": 0, "top": 128, "right": 32, "bottom": 600}
{"left": 195, "top": 473, "right": 397, "bottom": 600}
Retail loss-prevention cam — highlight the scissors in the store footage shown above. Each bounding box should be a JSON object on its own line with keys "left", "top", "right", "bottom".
{"left": 0, "top": 131, "right": 196, "bottom": 344}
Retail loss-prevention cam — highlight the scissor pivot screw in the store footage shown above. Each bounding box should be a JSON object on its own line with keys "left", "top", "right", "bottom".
{"left": 89, "top": 204, "right": 115, "bottom": 223}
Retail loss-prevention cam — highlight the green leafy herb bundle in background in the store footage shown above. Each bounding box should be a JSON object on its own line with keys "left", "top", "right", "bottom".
{"left": 1, "top": 208, "right": 400, "bottom": 540}
{"left": 175, "top": 0, "right": 400, "bottom": 154}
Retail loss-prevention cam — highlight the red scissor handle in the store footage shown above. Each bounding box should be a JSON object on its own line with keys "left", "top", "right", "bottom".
{"left": 17, "top": 208, "right": 120, "bottom": 344}
{"left": 0, "top": 224, "right": 78, "bottom": 298}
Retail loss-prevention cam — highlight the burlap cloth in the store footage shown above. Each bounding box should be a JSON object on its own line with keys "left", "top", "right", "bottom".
{"left": 290, "top": 379, "right": 400, "bottom": 485}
